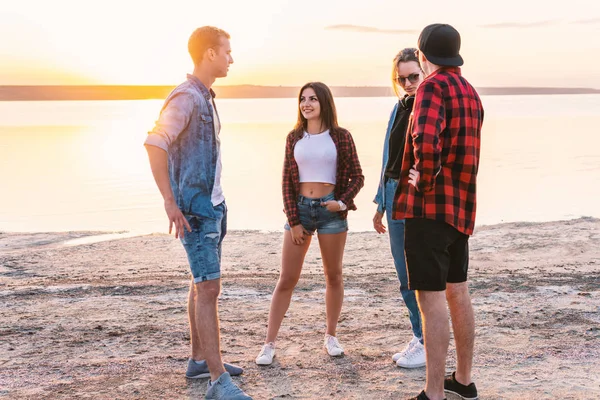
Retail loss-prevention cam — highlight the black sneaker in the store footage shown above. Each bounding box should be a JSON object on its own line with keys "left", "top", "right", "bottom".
{"left": 408, "top": 390, "right": 446, "bottom": 400}
{"left": 444, "top": 372, "right": 479, "bottom": 400}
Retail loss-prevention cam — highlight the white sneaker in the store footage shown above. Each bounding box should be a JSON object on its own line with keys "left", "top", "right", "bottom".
{"left": 392, "top": 336, "right": 420, "bottom": 363}
{"left": 396, "top": 340, "right": 426, "bottom": 368}
{"left": 324, "top": 334, "right": 344, "bottom": 357}
{"left": 255, "top": 342, "right": 276, "bottom": 365}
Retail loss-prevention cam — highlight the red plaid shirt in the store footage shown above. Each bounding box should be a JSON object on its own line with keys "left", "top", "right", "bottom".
{"left": 392, "top": 67, "right": 484, "bottom": 235}
{"left": 282, "top": 128, "right": 364, "bottom": 227}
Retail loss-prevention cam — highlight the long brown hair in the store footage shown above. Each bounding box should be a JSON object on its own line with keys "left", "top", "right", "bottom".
{"left": 291, "top": 82, "right": 340, "bottom": 140}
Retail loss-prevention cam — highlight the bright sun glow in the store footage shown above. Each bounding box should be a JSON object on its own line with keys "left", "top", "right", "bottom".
{"left": 1, "top": 0, "right": 600, "bottom": 88}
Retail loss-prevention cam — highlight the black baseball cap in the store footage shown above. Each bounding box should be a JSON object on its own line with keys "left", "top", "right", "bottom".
{"left": 418, "top": 23, "right": 463, "bottom": 67}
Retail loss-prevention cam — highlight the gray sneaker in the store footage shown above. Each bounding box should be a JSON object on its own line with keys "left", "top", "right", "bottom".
{"left": 186, "top": 358, "right": 244, "bottom": 379}
{"left": 205, "top": 372, "right": 252, "bottom": 400}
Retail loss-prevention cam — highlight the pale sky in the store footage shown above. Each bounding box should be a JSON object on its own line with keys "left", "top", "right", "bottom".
{"left": 2, "top": 0, "right": 599, "bottom": 88}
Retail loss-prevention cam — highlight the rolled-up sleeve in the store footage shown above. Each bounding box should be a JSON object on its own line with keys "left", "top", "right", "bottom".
{"left": 412, "top": 81, "right": 445, "bottom": 192}
{"left": 144, "top": 92, "right": 194, "bottom": 152}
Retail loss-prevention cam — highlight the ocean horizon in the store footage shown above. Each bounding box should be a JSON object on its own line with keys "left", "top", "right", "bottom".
{"left": 1, "top": 93, "right": 599, "bottom": 234}
{"left": 1, "top": 84, "right": 600, "bottom": 101}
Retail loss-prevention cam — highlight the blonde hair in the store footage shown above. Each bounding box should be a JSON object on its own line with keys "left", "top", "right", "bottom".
{"left": 391, "top": 48, "right": 420, "bottom": 98}
{"left": 188, "top": 26, "right": 230, "bottom": 65}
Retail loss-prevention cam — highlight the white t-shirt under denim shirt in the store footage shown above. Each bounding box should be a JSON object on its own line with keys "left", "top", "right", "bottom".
{"left": 294, "top": 130, "right": 337, "bottom": 185}
{"left": 144, "top": 92, "right": 224, "bottom": 207}
{"left": 211, "top": 99, "right": 224, "bottom": 206}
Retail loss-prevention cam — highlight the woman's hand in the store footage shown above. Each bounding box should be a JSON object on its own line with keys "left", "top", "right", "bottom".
{"left": 408, "top": 164, "right": 420, "bottom": 190}
{"left": 321, "top": 200, "right": 341, "bottom": 212}
{"left": 290, "top": 224, "right": 311, "bottom": 245}
{"left": 373, "top": 211, "right": 386, "bottom": 234}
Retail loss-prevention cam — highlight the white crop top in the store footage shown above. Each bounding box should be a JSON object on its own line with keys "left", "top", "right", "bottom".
{"left": 294, "top": 130, "right": 337, "bottom": 184}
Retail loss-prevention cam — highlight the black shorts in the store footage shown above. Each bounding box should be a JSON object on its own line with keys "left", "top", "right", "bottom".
{"left": 404, "top": 218, "right": 470, "bottom": 291}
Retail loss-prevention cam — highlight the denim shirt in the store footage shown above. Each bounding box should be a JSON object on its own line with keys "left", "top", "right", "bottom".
{"left": 145, "top": 74, "right": 220, "bottom": 218}
{"left": 373, "top": 102, "right": 400, "bottom": 214}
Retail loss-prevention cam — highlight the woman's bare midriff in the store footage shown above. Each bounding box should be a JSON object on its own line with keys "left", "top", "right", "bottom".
{"left": 299, "top": 182, "right": 335, "bottom": 199}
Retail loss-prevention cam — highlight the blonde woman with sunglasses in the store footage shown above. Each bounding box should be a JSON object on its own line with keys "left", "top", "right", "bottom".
{"left": 372, "top": 48, "right": 425, "bottom": 369}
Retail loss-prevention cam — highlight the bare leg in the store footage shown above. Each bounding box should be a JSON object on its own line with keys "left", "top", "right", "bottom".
{"left": 317, "top": 232, "right": 347, "bottom": 336}
{"left": 417, "top": 290, "right": 449, "bottom": 400}
{"left": 188, "top": 279, "right": 203, "bottom": 361}
{"left": 265, "top": 231, "right": 312, "bottom": 343}
{"left": 193, "top": 279, "right": 225, "bottom": 381}
{"left": 446, "top": 282, "right": 475, "bottom": 385}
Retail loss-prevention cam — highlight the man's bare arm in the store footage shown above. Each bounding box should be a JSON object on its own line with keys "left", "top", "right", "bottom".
{"left": 145, "top": 145, "right": 191, "bottom": 238}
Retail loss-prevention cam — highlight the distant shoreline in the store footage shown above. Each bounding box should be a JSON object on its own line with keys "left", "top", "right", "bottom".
{"left": 1, "top": 85, "right": 599, "bottom": 101}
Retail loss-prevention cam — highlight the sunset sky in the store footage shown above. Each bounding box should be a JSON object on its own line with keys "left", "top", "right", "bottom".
{"left": 2, "top": 0, "right": 599, "bottom": 88}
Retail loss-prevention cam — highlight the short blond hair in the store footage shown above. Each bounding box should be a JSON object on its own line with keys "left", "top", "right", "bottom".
{"left": 188, "top": 26, "right": 230, "bottom": 65}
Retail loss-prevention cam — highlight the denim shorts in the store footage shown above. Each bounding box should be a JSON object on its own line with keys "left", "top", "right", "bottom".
{"left": 284, "top": 192, "right": 348, "bottom": 235}
{"left": 180, "top": 202, "right": 227, "bottom": 283}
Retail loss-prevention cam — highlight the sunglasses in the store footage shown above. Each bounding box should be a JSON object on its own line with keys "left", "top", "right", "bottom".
{"left": 396, "top": 73, "right": 421, "bottom": 86}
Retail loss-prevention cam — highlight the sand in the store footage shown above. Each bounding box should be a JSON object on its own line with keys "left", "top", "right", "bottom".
{"left": 1, "top": 217, "right": 599, "bottom": 399}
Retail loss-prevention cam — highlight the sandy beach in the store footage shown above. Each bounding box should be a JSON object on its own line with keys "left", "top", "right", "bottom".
{"left": 1, "top": 217, "right": 599, "bottom": 399}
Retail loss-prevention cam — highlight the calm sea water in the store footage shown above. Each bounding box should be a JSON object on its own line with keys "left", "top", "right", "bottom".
{"left": 1, "top": 95, "right": 599, "bottom": 234}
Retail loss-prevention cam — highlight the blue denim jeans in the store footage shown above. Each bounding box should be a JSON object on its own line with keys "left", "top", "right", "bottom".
{"left": 180, "top": 202, "right": 227, "bottom": 283}
{"left": 385, "top": 178, "right": 423, "bottom": 341}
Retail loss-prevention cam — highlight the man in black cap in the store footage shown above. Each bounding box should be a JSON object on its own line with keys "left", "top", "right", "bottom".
{"left": 392, "top": 23, "right": 484, "bottom": 400}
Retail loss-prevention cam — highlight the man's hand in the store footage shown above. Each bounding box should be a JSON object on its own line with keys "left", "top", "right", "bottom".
{"left": 373, "top": 211, "right": 387, "bottom": 234}
{"left": 290, "top": 224, "right": 311, "bottom": 245}
{"left": 165, "top": 198, "right": 191, "bottom": 239}
{"left": 145, "top": 146, "right": 190, "bottom": 238}
{"left": 408, "top": 164, "right": 420, "bottom": 190}
{"left": 321, "top": 200, "right": 341, "bottom": 212}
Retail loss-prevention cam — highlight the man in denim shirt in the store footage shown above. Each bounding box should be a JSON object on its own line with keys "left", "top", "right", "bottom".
{"left": 145, "top": 26, "right": 251, "bottom": 400}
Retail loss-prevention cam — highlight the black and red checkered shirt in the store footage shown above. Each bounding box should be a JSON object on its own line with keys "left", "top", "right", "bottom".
{"left": 392, "top": 67, "right": 484, "bottom": 235}
{"left": 282, "top": 128, "right": 364, "bottom": 227}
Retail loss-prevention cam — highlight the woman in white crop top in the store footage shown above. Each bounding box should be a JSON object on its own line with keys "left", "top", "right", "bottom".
{"left": 255, "top": 82, "right": 364, "bottom": 366}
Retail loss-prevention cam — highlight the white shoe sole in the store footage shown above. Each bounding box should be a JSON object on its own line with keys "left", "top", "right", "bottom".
{"left": 396, "top": 361, "right": 426, "bottom": 368}
{"left": 443, "top": 389, "right": 479, "bottom": 400}
{"left": 324, "top": 348, "right": 344, "bottom": 357}
{"left": 255, "top": 355, "right": 275, "bottom": 366}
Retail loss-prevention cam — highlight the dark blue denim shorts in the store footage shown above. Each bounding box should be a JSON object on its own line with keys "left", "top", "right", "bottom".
{"left": 284, "top": 192, "right": 348, "bottom": 235}
{"left": 180, "top": 202, "right": 227, "bottom": 283}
